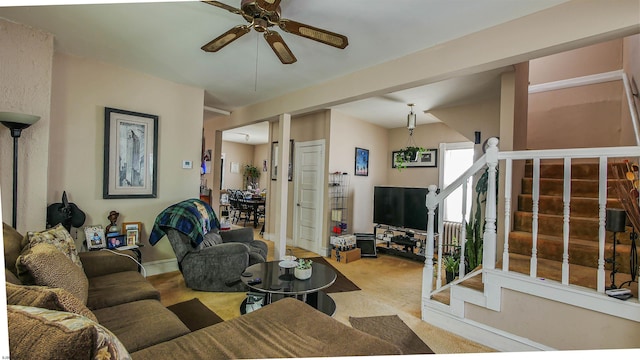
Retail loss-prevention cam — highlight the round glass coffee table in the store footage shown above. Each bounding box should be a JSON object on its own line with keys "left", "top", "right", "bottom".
{"left": 240, "top": 260, "right": 337, "bottom": 316}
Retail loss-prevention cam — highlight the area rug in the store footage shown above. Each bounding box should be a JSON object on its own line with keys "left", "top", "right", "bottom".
{"left": 308, "top": 256, "right": 360, "bottom": 293}
{"left": 167, "top": 298, "right": 224, "bottom": 331}
{"left": 349, "top": 315, "right": 434, "bottom": 355}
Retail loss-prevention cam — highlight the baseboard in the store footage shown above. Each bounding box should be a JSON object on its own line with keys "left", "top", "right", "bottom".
{"left": 142, "top": 258, "right": 179, "bottom": 277}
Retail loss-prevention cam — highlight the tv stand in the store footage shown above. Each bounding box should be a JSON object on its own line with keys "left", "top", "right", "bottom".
{"left": 373, "top": 224, "right": 428, "bottom": 262}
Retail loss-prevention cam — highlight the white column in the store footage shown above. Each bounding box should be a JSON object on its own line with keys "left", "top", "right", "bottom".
{"left": 274, "top": 113, "right": 291, "bottom": 260}
{"left": 483, "top": 138, "right": 499, "bottom": 271}
{"left": 502, "top": 158, "right": 512, "bottom": 271}
{"left": 422, "top": 185, "right": 438, "bottom": 303}
{"left": 562, "top": 157, "right": 572, "bottom": 284}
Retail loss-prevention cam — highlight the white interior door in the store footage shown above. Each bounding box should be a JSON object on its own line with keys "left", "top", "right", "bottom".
{"left": 293, "top": 140, "right": 325, "bottom": 254}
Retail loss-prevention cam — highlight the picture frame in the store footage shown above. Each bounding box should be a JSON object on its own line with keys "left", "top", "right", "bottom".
{"left": 106, "top": 234, "right": 126, "bottom": 249}
{"left": 103, "top": 107, "right": 158, "bottom": 199}
{"left": 392, "top": 148, "right": 438, "bottom": 168}
{"left": 271, "top": 140, "right": 294, "bottom": 181}
{"left": 84, "top": 225, "right": 106, "bottom": 250}
{"left": 126, "top": 230, "right": 138, "bottom": 246}
{"left": 355, "top": 147, "right": 369, "bottom": 176}
{"left": 122, "top": 222, "right": 142, "bottom": 245}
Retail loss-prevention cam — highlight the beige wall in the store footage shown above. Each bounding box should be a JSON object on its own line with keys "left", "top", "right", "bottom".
{"left": 528, "top": 38, "right": 633, "bottom": 149}
{"left": 329, "top": 110, "right": 388, "bottom": 234}
{"left": 387, "top": 123, "right": 469, "bottom": 188}
{"left": 49, "top": 53, "right": 204, "bottom": 263}
{"left": 467, "top": 289, "right": 639, "bottom": 350}
{"left": 0, "top": 20, "right": 53, "bottom": 233}
{"left": 220, "top": 140, "right": 255, "bottom": 190}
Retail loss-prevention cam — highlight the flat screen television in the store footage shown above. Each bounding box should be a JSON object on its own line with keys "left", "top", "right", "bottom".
{"left": 373, "top": 186, "right": 438, "bottom": 231}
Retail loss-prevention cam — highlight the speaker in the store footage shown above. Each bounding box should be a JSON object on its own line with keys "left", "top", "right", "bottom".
{"left": 606, "top": 208, "right": 627, "bottom": 233}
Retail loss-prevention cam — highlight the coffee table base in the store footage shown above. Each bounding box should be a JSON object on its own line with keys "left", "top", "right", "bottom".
{"left": 240, "top": 290, "right": 335, "bottom": 316}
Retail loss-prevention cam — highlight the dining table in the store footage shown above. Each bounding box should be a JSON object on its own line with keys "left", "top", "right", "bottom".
{"left": 239, "top": 196, "right": 266, "bottom": 228}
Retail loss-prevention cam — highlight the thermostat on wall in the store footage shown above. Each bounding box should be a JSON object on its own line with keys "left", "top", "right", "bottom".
{"left": 182, "top": 160, "right": 192, "bottom": 169}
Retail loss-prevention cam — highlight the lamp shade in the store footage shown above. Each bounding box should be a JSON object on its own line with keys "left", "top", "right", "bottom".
{"left": 605, "top": 208, "right": 627, "bottom": 233}
{"left": 0, "top": 111, "right": 40, "bottom": 131}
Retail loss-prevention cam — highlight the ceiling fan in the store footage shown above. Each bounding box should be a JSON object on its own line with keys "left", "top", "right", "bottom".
{"left": 201, "top": 0, "right": 349, "bottom": 64}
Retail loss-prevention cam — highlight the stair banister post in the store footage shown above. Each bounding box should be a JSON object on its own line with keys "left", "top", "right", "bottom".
{"left": 422, "top": 185, "right": 438, "bottom": 300}
{"left": 483, "top": 137, "right": 499, "bottom": 271}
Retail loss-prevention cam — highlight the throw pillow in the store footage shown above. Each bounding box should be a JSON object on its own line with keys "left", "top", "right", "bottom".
{"left": 3, "top": 222, "right": 28, "bottom": 276}
{"left": 26, "top": 223, "right": 83, "bottom": 270}
{"left": 6, "top": 283, "right": 97, "bottom": 322}
{"left": 16, "top": 243, "right": 89, "bottom": 305}
{"left": 8, "top": 305, "right": 131, "bottom": 360}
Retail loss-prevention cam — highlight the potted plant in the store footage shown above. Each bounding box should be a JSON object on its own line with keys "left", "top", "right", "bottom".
{"left": 443, "top": 255, "right": 460, "bottom": 284}
{"left": 243, "top": 164, "right": 260, "bottom": 189}
{"left": 394, "top": 146, "right": 426, "bottom": 170}
{"left": 294, "top": 258, "right": 313, "bottom": 280}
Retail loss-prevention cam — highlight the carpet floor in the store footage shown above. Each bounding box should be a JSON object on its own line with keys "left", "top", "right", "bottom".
{"left": 349, "top": 314, "right": 435, "bottom": 354}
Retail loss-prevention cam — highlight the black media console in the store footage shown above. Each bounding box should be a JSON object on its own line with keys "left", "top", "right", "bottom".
{"left": 373, "top": 224, "right": 428, "bottom": 262}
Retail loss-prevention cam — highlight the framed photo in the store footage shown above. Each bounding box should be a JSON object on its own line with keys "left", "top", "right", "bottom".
{"left": 392, "top": 148, "right": 438, "bottom": 168}
{"left": 122, "top": 222, "right": 142, "bottom": 245}
{"left": 103, "top": 107, "right": 158, "bottom": 199}
{"left": 107, "top": 234, "right": 126, "bottom": 249}
{"left": 126, "top": 230, "right": 138, "bottom": 246}
{"left": 355, "top": 147, "right": 369, "bottom": 176}
{"left": 271, "top": 140, "right": 294, "bottom": 181}
{"left": 84, "top": 225, "right": 106, "bottom": 250}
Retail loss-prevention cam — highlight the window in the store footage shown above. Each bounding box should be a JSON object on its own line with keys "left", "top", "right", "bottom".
{"left": 439, "top": 142, "right": 474, "bottom": 223}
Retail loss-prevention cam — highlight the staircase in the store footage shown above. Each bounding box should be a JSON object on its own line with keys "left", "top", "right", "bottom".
{"left": 509, "top": 160, "right": 638, "bottom": 290}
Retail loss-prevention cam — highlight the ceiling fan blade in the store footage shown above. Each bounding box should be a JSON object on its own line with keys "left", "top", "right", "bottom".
{"left": 255, "top": 0, "right": 282, "bottom": 13}
{"left": 201, "top": 1, "right": 243, "bottom": 15}
{"left": 201, "top": 25, "right": 251, "bottom": 52}
{"left": 264, "top": 31, "right": 297, "bottom": 64}
{"left": 279, "top": 19, "right": 348, "bottom": 49}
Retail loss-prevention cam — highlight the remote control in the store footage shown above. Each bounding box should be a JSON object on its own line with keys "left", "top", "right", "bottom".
{"left": 247, "top": 278, "right": 262, "bottom": 285}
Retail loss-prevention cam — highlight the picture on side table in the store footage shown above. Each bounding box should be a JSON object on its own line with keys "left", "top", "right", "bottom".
{"left": 85, "top": 225, "right": 106, "bottom": 250}
{"left": 122, "top": 222, "right": 142, "bottom": 245}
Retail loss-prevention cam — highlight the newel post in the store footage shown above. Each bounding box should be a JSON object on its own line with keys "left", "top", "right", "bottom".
{"left": 483, "top": 137, "right": 499, "bottom": 271}
{"left": 422, "top": 185, "right": 438, "bottom": 301}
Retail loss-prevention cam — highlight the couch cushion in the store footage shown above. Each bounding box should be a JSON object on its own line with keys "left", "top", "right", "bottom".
{"left": 130, "top": 298, "right": 402, "bottom": 359}
{"left": 3, "top": 222, "right": 27, "bottom": 278}
{"left": 86, "top": 271, "right": 160, "bottom": 310}
{"left": 26, "top": 223, "right": 83, "bottom": 270}
{"left": 16, "top": 242, "right": 89, "bottom": 304}
{"left": 93, "top": 299, "right": 190, "bottom": 353}
{"left": 8, "top": 305, "right": 130, "bottom": 360}
{"left": 6, "top": 283, "right": 97, "bottom": 322}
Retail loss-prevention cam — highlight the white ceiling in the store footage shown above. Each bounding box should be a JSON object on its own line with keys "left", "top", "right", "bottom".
{"left": 0, "top": 0, "right": 568, "bottom": 143}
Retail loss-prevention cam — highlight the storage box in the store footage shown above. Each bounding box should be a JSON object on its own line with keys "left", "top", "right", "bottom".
{"left": 331, "top": 248, "right": 361, "bottom": 263}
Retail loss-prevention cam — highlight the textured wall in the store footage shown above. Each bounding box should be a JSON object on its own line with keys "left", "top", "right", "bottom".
{"left": 0, "top": 19, "right": 53, "bottom": 232}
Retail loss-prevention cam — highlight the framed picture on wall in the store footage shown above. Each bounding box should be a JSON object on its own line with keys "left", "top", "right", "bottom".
{"left": 271, "top": 140, "right": 294, "bottom": 181}
{"left": 103, "top": 107, "right": 158, "bottom": 199}
{"left": 355, "top": 147, "right": 369, "bottom": 176}
{"left": 392, "top": 148, "right": 438, "bottom": 168}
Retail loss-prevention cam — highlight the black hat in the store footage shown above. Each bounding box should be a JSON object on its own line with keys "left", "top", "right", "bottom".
{"left": 46, "top": 191, "right": 86, "bottom": 231}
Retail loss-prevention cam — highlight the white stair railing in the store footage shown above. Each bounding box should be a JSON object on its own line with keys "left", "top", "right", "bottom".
{"left": 423, "top": 137, "right": 640, "bottom": 301}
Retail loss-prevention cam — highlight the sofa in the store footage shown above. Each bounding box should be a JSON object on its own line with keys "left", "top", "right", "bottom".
{"left": 4, "top": 222, "right": 402, "bottom": 359}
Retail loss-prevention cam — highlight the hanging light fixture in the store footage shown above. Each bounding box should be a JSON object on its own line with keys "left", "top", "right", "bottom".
{"left": 407, "top": 103, "right": 416, "bottom": 136}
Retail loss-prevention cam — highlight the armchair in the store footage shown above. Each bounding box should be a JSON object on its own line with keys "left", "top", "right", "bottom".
{"left": 148, "top": 198, "right": 268, "bottom": 292}
{"left": 165, "top": 228, "right": 267, "bottom": 292}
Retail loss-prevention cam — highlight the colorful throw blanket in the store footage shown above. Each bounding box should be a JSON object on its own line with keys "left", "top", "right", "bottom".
{"left": 149, "top": 198, "right": 220, "bottom": 247}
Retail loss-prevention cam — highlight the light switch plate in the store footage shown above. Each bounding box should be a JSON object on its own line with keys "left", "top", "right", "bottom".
{"left": 182, "top": 160, "right": 192, "bottom": 169}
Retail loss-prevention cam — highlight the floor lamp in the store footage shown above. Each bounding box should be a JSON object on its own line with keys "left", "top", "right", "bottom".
{"left": 0, "top": 111, "right": 41, "bottom": 229}
{"left": 605, "top": 208, "right": 627, "bottom": 290}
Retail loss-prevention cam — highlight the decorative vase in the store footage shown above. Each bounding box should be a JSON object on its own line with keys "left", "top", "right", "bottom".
{"left": 294, "top": 267, "right": 312, "bottom": 280}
